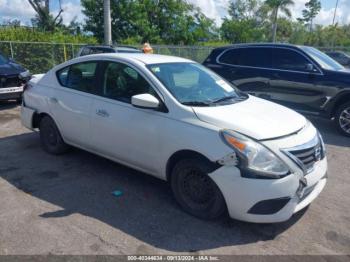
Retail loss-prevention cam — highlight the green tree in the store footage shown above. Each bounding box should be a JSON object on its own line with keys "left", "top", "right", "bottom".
{"left": 220, "top": 0, "right": 269, "bottom": 43}
{"left": 81, "top": 0, "right": 216, "bottom": 45}
{"left": 28, "top": 0, "right": 64, "bottom": 31}
{"left": 228, "top": 0, "right": 261, "bottom": 20}
{"left": 298, "top": 0, "right": 321, "bottom": 32}
{"left": 221, "top": 18, "right": 266, "bottom": 43}
{"left": 264, "top": 0, "right": 294, "bottom": 42}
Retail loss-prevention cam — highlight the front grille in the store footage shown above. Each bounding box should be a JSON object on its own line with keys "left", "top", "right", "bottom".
{"left": 284, "top": 135, "right": 324, "bottom": 174}
{"left": 0, "top": 76, "right": 21, "bottom": 88}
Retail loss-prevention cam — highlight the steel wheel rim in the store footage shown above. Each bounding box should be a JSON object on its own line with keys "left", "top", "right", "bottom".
{"left": 180, "top": 168, "right": 215, "bottom": 209}
{"left": 339, "top": 107, "right": 350, "bottom": 134}
{"left": 46, "top": 125, "right": 58, "bottom": 146}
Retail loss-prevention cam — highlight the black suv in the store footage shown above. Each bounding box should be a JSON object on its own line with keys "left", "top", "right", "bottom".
{"left": 203, "top": 43, "right": 350, "bottom": 136}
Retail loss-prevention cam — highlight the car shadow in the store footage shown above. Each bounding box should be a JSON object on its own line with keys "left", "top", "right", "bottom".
{"left": 0, "top": 132, "right": 307, "bottom": 252}
{"left": 0, "top": 100, "right": 20, "bottom": 111}
{"left": 307, "top": 117, "right": 350, "bottom": 147}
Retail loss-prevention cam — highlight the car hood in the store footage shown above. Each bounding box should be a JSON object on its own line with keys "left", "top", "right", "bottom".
{"left": 0, "top": 62, "right": 25, "bottom": 76}
{"left": 192, "top": 96, "right": 307, "bottom": 140}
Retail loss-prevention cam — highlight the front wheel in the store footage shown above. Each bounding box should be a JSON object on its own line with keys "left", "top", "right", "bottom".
{"left": 335, "top": 102, "right": 350, "bottom": 137}
{"left": 170, "top": 158, "right": 226, "bottom": 220}
{"left": 39, "top": 116, "right": 70, "bottom": 154}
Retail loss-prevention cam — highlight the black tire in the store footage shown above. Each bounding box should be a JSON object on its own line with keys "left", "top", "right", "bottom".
{"left": 39, "top": 116, "right": 69, "bottom": 154}
{"left": 170, "top": 158, "right": 226, "bottom": 220}
{"left": 335, "top": 102, "right": 350, "bottom": 137}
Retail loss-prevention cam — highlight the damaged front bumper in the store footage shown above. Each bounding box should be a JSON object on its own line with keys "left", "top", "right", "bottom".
{"left": 208, "top": 156, "right": 327, "bottom": 223}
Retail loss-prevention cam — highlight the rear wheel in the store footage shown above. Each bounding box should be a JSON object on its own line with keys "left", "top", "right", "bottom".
{"left": 39, "top": 116, "right": 69, "bottom": 154}
{"left": 170, "top": 158, "right": 226, "bottom": 220}
{"left": 335, "top": 102, "right": 350, "bottom": 137}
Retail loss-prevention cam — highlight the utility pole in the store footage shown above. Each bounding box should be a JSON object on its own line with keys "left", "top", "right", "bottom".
{"left": 331, "top": 0, "right": 339, "bottom": 50}
{"left": 104, "top": 0, "right": 112, "bottom": 45}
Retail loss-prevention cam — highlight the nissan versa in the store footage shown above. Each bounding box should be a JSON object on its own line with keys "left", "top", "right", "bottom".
{"left": 21, "top": 53, "right": 327, "bottom": 223}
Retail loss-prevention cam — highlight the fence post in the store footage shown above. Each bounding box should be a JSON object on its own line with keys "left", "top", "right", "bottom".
{"left": 52, "top": 44, "right": 55, "bottom": 66}
{"left": 71, "top": 44, "right": 75, "bottom": 58}
{"left": 63, "top": 44, "right": 67, "bottom": 62}
{"left": 9, "top": 41, "right": 14, "bottom": 59}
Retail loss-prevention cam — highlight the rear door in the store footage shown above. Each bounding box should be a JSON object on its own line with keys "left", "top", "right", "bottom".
{"left": 51, "top": 61, "right": 100, "bottom": 147}
{"left": 267, "top": 47, "right": 326, "bottom": 113}
{"left": 213, "top": 47, "right": 272, "bottom": 98}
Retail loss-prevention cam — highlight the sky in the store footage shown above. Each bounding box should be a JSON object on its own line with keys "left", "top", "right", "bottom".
{"left": 0, "top": 0, "right": 349, "bottom": 27}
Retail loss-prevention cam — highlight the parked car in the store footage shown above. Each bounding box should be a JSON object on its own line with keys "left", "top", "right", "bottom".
{"left": 0, "top": 53, "right": 30, "bottom": 102}
{"left": 325, "top": 51, "right": 350, "bottom": 67}
{"left": 21, "top": 53, "right": 327, "bottom": 223}
{"left": 77, "top": 45, "right": 142, "bottom": 57}
{"left": 203, "top": 43, "right": 350, "bottom": 136}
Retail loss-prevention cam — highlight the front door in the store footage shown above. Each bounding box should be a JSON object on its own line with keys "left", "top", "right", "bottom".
{"left": 89, "top": 61, "right": 165, "bottom": 174}
{"left": 267, "top": 47, "right": 326, "bottom": 113}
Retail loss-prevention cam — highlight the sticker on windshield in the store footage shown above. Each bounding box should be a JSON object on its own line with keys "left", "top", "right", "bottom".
{"left": 216, "top": 79, "right": 233, "bottom": 92}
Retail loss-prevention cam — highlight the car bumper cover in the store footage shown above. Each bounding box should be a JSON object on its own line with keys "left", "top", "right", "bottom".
{"left": 208, "top": 157, "right": 327, "bottom": 223}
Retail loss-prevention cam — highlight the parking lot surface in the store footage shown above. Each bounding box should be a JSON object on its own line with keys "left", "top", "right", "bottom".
{"left": 0, "top": 102, "right": 349, "bottom": 255}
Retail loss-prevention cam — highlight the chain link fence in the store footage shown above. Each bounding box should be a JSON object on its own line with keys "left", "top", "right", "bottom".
{"left": 0, "top": 41, "right": 214, "bottom": 74}
{"left": 0, "top": 41, "right": 349, "bottom": 74}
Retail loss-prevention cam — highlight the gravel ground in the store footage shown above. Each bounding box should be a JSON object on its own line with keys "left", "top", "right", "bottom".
{"left": 0, "top": 101, "right": 349, "bottom": 255}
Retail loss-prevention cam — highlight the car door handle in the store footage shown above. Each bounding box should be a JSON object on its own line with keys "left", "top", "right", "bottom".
{"left": 272, "top": 72, "right": 280, "bottom": 78}
{"left": 96, "top": 109, "right": 109, "bottom": 117}
{"left": 50, "top": 97, "right": 58, "bottom": 103}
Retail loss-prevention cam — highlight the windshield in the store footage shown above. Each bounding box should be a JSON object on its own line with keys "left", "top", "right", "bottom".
{"left": 0, "top": 54, "right": 9, "bottom": 65}
{"left": 301, "top": 46, "right": 344, "bottom": 71}
{"left": 147, "top": 62, "right": 246, "bottom": 106}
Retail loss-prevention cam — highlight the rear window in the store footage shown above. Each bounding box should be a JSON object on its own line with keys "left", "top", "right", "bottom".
{"left": 219, "top": 47, "right": 272, "bottom": 68}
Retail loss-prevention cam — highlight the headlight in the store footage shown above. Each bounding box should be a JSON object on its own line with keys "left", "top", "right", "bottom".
{"left": 220, "top": 130, "right": 290, "bottom": 179}
{"left": 19, "top": 70, "right": 31, "bottom": 81}
{"left": 318, "top": 131, "right": 326, "bottom": 159}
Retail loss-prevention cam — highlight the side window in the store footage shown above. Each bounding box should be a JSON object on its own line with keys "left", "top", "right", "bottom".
{"left": 102, "top": 62, "right": 155, "bottom": 103}
{"left": 57, "top": 66, "right": 69, "bottom": 86}
{"left": 219, "top": 48, "right": 242, "bottom": 65}
{"left": 272, "top": 48, "right": 310, "bottom": 71}
{"left": 57, "top": 62, "right": 98, "bottom": 94}
{"left": 219, "top": 48, "right": 271, "bottom": 68}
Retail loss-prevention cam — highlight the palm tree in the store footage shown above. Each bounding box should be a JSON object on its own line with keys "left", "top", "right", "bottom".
{"left": 265, "top": 0, "right": 295, "bottom": 42}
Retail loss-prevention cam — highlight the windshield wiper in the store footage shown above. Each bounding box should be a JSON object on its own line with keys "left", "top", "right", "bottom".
{"left": 212, "top": 95, "right": 238, "bottom": 104}
{"left": 182, "top": 101, "right": 213, "bottom": 106}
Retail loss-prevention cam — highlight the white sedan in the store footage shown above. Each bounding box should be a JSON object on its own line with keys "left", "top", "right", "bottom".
{"left": 21, "top": 53, "right": 328, "bottom": 223}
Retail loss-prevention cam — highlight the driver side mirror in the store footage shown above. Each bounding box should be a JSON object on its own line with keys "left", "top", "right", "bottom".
{"left": 131, "top": 94, "right": 160, "bottom": 109}
{"left": 305, "top": 63, "right": 316, "bottom": 72}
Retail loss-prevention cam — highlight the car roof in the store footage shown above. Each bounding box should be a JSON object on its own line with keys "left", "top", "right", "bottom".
{"left": 72, "top": 53, "right": 193, "bottom": 65}
{"left": 212, "top": 43, "right": 306, "bottom": 51}
{"left": 82, "top": 45, "right": 139, "bottom": 50}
